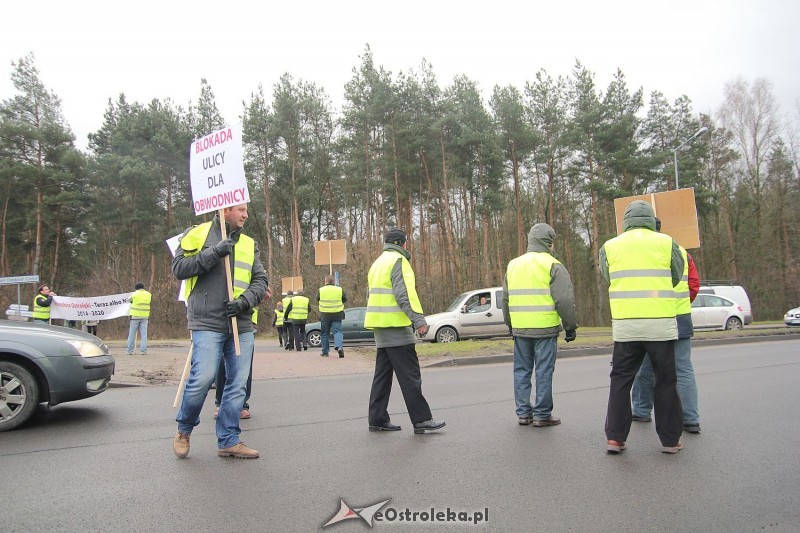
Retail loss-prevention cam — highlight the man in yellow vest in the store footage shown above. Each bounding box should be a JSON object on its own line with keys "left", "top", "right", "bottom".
{"left": 317, "top": 274, "right": 348, "bottom": 358}
{"left": 171, "top": 203, "right": 269, "bottom": 460}
{"left": 32, "top": 284, "right": 57, "bottom": 324}
{"left": 282, "top": 291, "right": 294, "bottom": 349}
{"left": 365, "top": 228, "right": 445, "bottom": 434}
{"left": 502, "top": 223, "right": 578, "bottom": 428}
{"left": 126, "top": 283, "right": 151, "bottom": 354}
{"left": 600, "top": 200, "right": 685, "bottom": 455}
{"left": 272, "top": 301, "right": 286, "bottom": 347}
{"left": 284, "top": 290, "right": 310, "bottom": 351}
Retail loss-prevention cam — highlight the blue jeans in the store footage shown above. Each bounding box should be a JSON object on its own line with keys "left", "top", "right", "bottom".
{"left": 176, "top": 330, "right": 254, "bottom": 448}
{"left": 631, "top": 337, "right": 699, "bottom": 425}
{"left": 320, "top": 320, "right": 343, "bottom": 354}
{"left": 513, "top": 336, "right": 558, "bottom": 420}
{"left": 127, "top": 318, "right": 148, "bottom": 353}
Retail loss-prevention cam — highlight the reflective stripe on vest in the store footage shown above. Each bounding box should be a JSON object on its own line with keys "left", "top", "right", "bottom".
{"left": 130, "top": 289, "right": 151, "bottom": 318}
{"left": 604, "top": 228, "right": 677, "bottom": 319}
{"left": 179, "top": 221, "right": 254, "bottom": 300}
{"left": 506, "top": 252, "right": 560, "bottom": 328}
{"left": 364, "top": 250, "right": 423, "bottom": 329}
{"left": 274, "top": 309, "right": 284, "bottom": 326}
{"left": 288, "top": 296, "right": 310, "bottom": 320}
{"left": 32, "top": 296, "right": 50, "bottom": 320}
{"left": 318, "top": 285, "right": 344, "bottom": 313}
{"left": 675, "top": 247, "right": 691, "bottom": 314}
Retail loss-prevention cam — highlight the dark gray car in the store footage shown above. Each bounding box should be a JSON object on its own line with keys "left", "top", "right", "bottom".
{"left": 304, "top": 307, "right": 374, "bottom": 348}
{"left": 0, "top": 320, "right": 115, "bottom": 431}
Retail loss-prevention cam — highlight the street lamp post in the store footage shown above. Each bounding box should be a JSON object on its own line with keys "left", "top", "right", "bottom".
{"left": 672, "top": 126, "right": 708, "bottom": 189}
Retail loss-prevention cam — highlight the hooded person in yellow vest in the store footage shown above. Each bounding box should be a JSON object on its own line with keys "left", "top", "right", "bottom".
{"left": 317, "top": 274, "right": 347, "bottom": 358}
{"left": 171, "top": 203, "right": 270, "bottom": 460}
{"left": 502, "top": 223, "right": 578, "bottom": 428}
{"left": 281, "top": 291, "right": 294, "bottom": 349}
{"left": 126, "top": 283, "right": 151, "bottom": 354}
{"left": 599, "top": 200, "right": 685, "bottom": 455}
{"left": 365, "top": 228, "right": 445, "bottom": 434}
{"left": 272, "top": 301, "right": 286, "bottom": 347}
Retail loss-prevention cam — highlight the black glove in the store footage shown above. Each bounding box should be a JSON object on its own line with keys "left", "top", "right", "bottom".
{"left": 225, "top": 298, "right": 248, "bottom": 317}
{"left": 212, "top": 229, "right": 242, "bottom": 258}
{"left": 564, "top": 330, "right": 577, "bottom": 343}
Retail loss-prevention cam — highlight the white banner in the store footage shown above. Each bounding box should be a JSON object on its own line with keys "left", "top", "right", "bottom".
{"left": 165, "top": 232, "right": 187, "bottom": 302}
{"left": 50, "top": 293, "right": 133, "bottom": 321}
{"left": 189, "top": 123, "right": 249, "bottom": 215}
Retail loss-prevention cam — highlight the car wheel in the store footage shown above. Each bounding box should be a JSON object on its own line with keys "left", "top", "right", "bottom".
{"left": 0, "top": 361, "right": 40, "bottom": 432}
{"left": 306, "top": 330, "right": 322, "bottom": 348}
{"left": 724, "top": 317, "right": 743, "bottom": 331}
{"left": 435, "top": 326, "right": 458, "bottom": 343}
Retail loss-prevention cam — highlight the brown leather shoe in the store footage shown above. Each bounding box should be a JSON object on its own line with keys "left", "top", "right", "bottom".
{"left": 607, "top": 440, "right": 627, "bottom": 454}
{"left": 218, "top": 442, "right": 259, "bottom": 459}
{"left": 662, "top": 441, "right": 684, "bottom": 454}
{"left": 240, "top": 409, "right": 251, "bottom": 419}
{"left": 173, "top": 432, "right": 190, "bottom": 458}
{"left": 532, "top": 416, "right": 561, "bottom": 427}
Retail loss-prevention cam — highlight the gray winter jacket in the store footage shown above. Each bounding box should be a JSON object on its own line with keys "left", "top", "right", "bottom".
{"left": 502, "top": 223, "right": 579, "bottom": 339}
{"left": 171, "top": 217, "right": 268, "bottom": 334}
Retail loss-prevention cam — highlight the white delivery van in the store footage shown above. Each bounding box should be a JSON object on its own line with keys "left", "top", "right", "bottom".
{"left": 418, "top": 287, "right": 508, "bottom": 343}
{"left": 698, "top": 282, "right": 753, "bottom": 325}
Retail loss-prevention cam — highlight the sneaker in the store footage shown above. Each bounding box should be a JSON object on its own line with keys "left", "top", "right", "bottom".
{"left": 337, "top": 348, "right": 344, "bottom": 358}
{"left": 240, "top": 409, "right": 251, "bottom": 419}
{"left": 607, "top": 440, "right": 627, "bottom": 454}
{"left": 683, "top": 423, "right": 701, "bottom": 434}
{"left": 218, "top": 442, "right": 259, "bottom": 459}
{"left": 303, "top": 345, "right": 308, "bottom": 351}
{"left": 662, "top": 441, "right": 684, "bottom": 454}
{"left": 126, "top": 352, "right": 133, "bottom": 355}
{"left": 632, "top": 415, "right": 652, "bottom": 422}
{"left": 173, "top": 432, "right": 190, "bottom": 458}
{"left": 532, "top": 416, "right": 561, "bottom": 427}
{"left": 518, "top": 416, "right": 533, "bottom": 426}
{"left": 321, "top": 352, "right": 329, "bottom": 357}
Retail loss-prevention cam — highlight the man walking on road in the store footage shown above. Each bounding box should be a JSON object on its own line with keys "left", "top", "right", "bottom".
{"left": 600, "top": 200, "right": 685, "bottom": 455}
{"left": 503, "top": 223, "right": 578, "bottom": 428}
{"left": 318, "top": 274, "right": 347, "bottom": 358}
{"left": 284, "top": 290, "right": 310, "bottom": 351}
{"left": 171, "top": 203, "right": 269, "bottom": 459}
{"left": 126, "top": 283, "right": 151, "bottom": 354}
{"left": 365, "top": 228, "right": 445, "bottom": 434}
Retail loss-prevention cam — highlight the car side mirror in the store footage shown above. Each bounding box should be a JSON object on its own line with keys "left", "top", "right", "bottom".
{"left": 461, "top": 305, "right": 468, "bottom": 314}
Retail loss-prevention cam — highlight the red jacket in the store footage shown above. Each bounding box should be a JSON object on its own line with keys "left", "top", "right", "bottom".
{"left": 687, "top": 252, "right": 700, "bottom": 302}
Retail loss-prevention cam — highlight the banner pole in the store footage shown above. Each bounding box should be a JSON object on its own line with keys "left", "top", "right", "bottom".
{"left": 219, "top": 208, "right": 241, "bottom": 355}
{"left": 173, "top": 334, "right": 193, "bottom": 408}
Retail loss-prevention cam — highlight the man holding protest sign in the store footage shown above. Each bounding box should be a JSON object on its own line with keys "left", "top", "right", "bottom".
{"left": 171, "top": 203, "right": 269, "bottom": 459}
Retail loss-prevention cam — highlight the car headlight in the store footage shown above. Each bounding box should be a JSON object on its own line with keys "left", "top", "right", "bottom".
{"left": 66, "top": 340, "right": 106, "bottom": 358}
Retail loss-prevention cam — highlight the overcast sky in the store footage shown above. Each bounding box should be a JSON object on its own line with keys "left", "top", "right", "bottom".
{"left": 2, "top": 0, "right": 797, "bottom": 151}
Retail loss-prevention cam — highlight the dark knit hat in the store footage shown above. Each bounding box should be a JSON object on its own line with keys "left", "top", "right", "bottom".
{"left": 134, "top": 282, "right": 145, "bottom": 290}
{"left": 384, "top": 228, "right": 407, "bottom": 246}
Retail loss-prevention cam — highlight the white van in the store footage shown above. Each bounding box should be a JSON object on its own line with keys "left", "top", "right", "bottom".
{"left": 418, "top": 287, "right": 508, "bottom": 343}
{"left": 697, "top": 282, "right": 753, "bottom": 324}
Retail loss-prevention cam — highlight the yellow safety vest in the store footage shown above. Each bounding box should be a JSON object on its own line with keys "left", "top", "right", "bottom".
{"left": 130, "top": 289, "right": 152, "bottom": 318}
{"left": 364, "top": 250, "right": 423, "bottom": 329}
{"left": 318, "top": 285, "right": 344, "bottom": 313}
{"left": 179, "top": 221, "right": 255, "bottom": 300}
{"left": 506, "top": 252, "right": 560, "bottom": 328}
{"left": 252, "top": 308, "right": 259, "bottom": 325}
{"left": 675, "top": 247, "right": 691, "bottom": 315}
{"left": 604, "top": 229, "right": 677, "bottom": 319}
{"left": 288, "top": 295, "right": 310, "bottom": 321}
{"left": 274, "top": 308, "right": 284, "bottom": 326}
{"left": 32, "top": 295, "right": 50, "bottom": 321}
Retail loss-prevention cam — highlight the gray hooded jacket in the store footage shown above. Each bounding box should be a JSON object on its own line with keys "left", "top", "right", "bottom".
{"left": 599, "top": 200, "right": 684, "bottom": 342}
{"left": 502, "top": 223, "right": 578, "bottom": 338}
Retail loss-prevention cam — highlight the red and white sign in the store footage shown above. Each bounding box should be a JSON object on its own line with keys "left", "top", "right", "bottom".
{"left": 189, "top": 124, "right": 249, "bottom": 215}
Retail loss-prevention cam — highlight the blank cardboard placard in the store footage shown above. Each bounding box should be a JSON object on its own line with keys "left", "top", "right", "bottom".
{"left": 613, "top": 188, "right": 700, "bottom": 249}
{"left": 314, "top": 240, "right": 347, "bottom": 266}
{"left": 281, "top": 276, "right": 304, "bottom": 295}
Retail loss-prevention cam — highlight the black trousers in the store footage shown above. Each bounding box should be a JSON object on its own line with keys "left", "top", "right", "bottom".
{"left": 285, "top": 321, "right": 294, "bottom": 347}
{"left": 292, "top": 323, "right": 306, "bottom": 350}
{"left": 605, "top": 340, "right": 683, "bottom": 446}
{"left": 368, "top": 344, "right": 432, "bottom": 425}
{"left": 276, "top": 325, "right": 286, "bottom": 346}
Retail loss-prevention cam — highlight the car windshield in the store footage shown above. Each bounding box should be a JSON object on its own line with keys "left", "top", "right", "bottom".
{"left": 446, "top": 292, "right": 470, "bottom": 312}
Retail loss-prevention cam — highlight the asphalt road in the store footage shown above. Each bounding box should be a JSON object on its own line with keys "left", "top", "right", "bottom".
{"left": 2, "top": 339, "right": 799, "bottom": 532}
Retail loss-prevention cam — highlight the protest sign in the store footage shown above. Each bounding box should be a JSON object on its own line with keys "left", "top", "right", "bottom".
{"left": 50, "top": 293, "right": 133, "bottom": 321}
{"left": 189, "top": 124, "right": 249, "bottom": 216}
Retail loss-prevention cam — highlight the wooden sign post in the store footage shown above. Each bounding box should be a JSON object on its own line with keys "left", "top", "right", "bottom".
{"left": 613, "top": 188, "right": 700, "bottom": 249}
{"left": 314, "top": 239, "right": 347, "bottom": 276}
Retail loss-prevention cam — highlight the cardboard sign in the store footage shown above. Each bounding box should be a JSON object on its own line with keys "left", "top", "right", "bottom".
{"left": 50, "top": 293, "right": 133, "bottom": 321}
{"left": 314, "top": 240, "right": 347, "bottom": 266}
{"left": 189, "top": 124, "right": 249, "bottom": 215}
{"left": 613, "top": 188, "right": 700, "bottom": 249}
{"left": 281, "top": 276, "right": 304, "bottom": 295}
